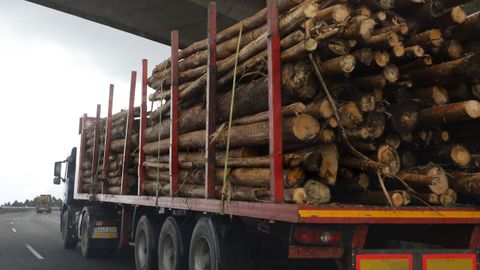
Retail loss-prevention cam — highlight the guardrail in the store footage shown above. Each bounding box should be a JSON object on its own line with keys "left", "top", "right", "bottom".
{"left": 0, "top": 207, "right": 34, "bottom": 214}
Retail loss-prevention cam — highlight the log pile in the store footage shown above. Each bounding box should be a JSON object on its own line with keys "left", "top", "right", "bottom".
{"left": 84, "top": 0, "right": 480, "bottom": 207}
{"left": 82, "top": 109, "right": 140, "bottom": 194}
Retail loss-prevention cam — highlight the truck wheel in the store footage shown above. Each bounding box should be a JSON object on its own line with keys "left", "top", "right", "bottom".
{"left": 189, "top": 217, "right": 216, "bottom": 270}
{"left": 80, "top": 208, "right": 96, "bottom": 259}
{"left": 135, "top": 215, "right": 158, "bottom": 270}
{"left": 158, "top": 217, "right": 188, "bottom": 270}
{"left": 61, "top": 209, "right": 78, "bottom": 249}
{"left": 189, "top": 217, "right": 252, "bottom": 270}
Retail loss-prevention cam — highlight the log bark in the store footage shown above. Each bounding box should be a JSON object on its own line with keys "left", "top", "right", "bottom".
{"left": 405, "top": 29, "right": 443, "bottom": 48}
{"left": 445, "top": 11, "right": 480, "bottom": 41}
{"left": 419, "top": 100, "right": 480, "bottom": 125}
{"left": 151, "top": 0, "right": 305, "bottom": 74}
{"left": 341, "top": 16, "right": 377, "bottom": 40}
{"left": 338, "top": 190, "right": 411, "bottom": 207}
{"left": 411, "top": 86, "right": 449, "bottom": 106}
{"left": 144, "top": 115, "right": 320, "bottom": 154}
{"left": 320, "top": 54, "right": 356, "bottom": 75}
{"left": 232, "top": 102, "right": 306, "bottom": 126}
{"left": 450, "top": 171, "right": 480, "bottom": 196}
{"left": 407, "top": 54, "right": 480, "bottom": 87}
{"left": 422, "top": 144, "right": 471, "bottom": 166}
{"left": 397, "top": 165, "right": 449, "bottom": 194}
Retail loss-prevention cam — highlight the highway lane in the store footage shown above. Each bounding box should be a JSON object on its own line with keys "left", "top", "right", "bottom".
{"left": 0, "top": 210, "right": 135, "bottom": 270}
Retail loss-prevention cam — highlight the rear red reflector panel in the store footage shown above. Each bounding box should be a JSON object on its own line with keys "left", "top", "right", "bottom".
{"left": 423, "top": 254, "right": 477, "bottom": 270}
{"left": 356, "top": 254, "right": 413, "bottom": 270}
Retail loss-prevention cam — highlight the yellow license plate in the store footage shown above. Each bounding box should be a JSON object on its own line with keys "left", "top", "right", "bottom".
{"left": 357, "top": 254, "right": 412, "bottom": 270}
{"left": 423, "top": 254, "right": 476, "bottom": 270}
{"left": 92, "top": 226, "right": 118, "bottom": 239}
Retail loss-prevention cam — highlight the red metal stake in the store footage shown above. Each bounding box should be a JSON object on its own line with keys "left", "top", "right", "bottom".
{"left": 103, "top": 85, "right": 114, "bottom": 193}
{"left": 119, "top": 206, "right": 132, "bottom": 248}
{"left": 469, "top": 224, "right": 480, "bottom": 250}
{"left": 267, "top": 0, "right": 284, "bottom": 203}
{"left": 170, "top": 31, "right": 180, "bottom": 197}
{"left": 205, "top": 2, "right": 217, "bottom": 199}
{"left": 121, "top": 71, "right": 137, "bottom": 195}
{"left": 138, "top": 60, "right": 148, "bottom": 196}
{"left": 91, "top": 104, "right": 101, "bottom": 193}
{"left": 77, "top": 113, "right": 88, "bottom": 194}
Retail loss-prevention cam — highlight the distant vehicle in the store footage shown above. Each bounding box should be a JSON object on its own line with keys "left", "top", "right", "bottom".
{"left": 36, "top": 194, "right": 52, "bottom": 213}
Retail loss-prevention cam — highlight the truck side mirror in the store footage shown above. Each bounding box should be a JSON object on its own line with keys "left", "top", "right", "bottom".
{"left": 54, "top": 162, "right": 62, "bottom": 178}
{"left": 53, "top": 177, "right": 61, "bottom": 185}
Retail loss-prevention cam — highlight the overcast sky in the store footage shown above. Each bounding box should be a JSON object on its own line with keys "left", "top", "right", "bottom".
{"left": 0, "top": 0, "right": 169, "bottom": 204}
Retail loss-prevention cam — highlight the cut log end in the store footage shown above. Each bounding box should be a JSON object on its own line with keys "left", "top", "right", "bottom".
{"left": 451, "top": 144, "right": 471, "bottom": 166}
{"left": 465, "top": 100, "right": 480, "bottom": 119}
{"left": 391, "top": 191, "right": 411, "bottom": 207}
{"left": 291, "top": 114, "right": 321, "bottom": 141}
{"left": 377, "top": 145, "right": 401, "bottom": 175}
{"left": 451, "top": 6, "right": 467, "bottom": 24}
{"left": 304, "top": 180, "right": 331, "bottom": 204}
{"left": 383, "top": 63, "right": 399, "bottom": 83}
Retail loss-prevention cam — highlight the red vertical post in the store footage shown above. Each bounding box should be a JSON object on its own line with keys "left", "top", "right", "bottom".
{"left": 205, "top": 2, "right": 217, "bottom": 199}
{"left": 121, "top": 71, "right": 137, "bottom": 195}
{"left": 103, "top": 85, "right": 114, "bottom": 193}
{"left": 267, "top": 0, "right": 284, "bottom": 203}
{"left": 119, "top": 206, "right": 132, "bottom": 248}
{"left": 91, "top": 104, "right": 101, "bottom": 192}
{"left": 77, "top": 113, "right": 88, "bottom": 194}
{"left": 170, "top": 31, "right": 180, "bottom": 197}
{"left": 138, "top": 60, "right": 148, "bottom": 196}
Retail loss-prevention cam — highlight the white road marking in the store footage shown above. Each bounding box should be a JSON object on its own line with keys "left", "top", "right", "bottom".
{"left": 25, "top": 244, "right": 44, "bottom": 260}
{"left": 10, "top": 221, "right": 14, "bottom": 225}
{"left": 11, "top": 228, "right": 16, "bottom": 233}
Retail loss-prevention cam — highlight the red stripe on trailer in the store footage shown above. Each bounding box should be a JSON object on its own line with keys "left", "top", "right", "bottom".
{"left": 205, "top": 2, "right": 217, "bottom": 199}
{"left": 267, "top": 0, "right": 284, "bottom": 203}
{"left": 103, "top": 85, "right": 114, "bottom": 193}
{"left": 121, "top": 71, "right": 136, "bottom": 195}
{"left": 138, "top": 60, "right": 148, "bottom": 196}
{"left": 422, "top": 254, "right": 477, "bottom": 270}
{"left": 77, "top": 114, "right": 88, "bottom": 194}
{"left": 356, "top": 254, "right": 413, "bottom": 270}
{"left": 170, "top": 30, "right": 180, "bottom": 197}
{"left": 91, "top": 104, "right": 101, "bottom": 193}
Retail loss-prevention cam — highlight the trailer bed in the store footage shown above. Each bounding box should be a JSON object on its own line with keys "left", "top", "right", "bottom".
{"left": 74, "top": 193, "right": 480, "bottom": 224}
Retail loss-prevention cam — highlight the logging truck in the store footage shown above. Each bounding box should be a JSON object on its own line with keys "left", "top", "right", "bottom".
{"left": 35, "top": 194, "right": 52, "bottom": 213}
{"left": 53, "top": 0, "right": 480, "bottom": 270}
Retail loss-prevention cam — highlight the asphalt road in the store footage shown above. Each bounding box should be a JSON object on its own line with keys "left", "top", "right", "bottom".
{"left": 0, "top": 210, "right": 135, "bottom": 270}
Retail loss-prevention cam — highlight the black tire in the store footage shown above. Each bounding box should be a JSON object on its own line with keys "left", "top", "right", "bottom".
{"left": 135, "top": 215, "right": 158, "bottom": 270}
{"left": 80, "top": 208, "right": 96, "bottom": 259}
{"left": 61, "top": 209, "right": 78, "bottom": 249}
{"left": 189, "top": 217, "right": 252, "bottom": 270}
{"left": 189, "top": 217, "right": 218, "bottom": 270}
{"left": 158, "top": 217, "right": 188, "bottom": 270}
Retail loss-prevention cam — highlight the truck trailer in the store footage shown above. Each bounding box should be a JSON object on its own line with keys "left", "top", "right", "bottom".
{"left": 53, "top": 1, "right": 480, "bottom": 270}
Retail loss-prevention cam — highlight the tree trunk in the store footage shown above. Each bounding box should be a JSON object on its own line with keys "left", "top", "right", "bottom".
{"left": 144, "top": 115, "right": 320, "bottom": 154}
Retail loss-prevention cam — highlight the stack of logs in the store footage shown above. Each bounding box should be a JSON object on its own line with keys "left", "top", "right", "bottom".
{"left": 86, "top": 0, "right": 480, "bottom": 207}
{"left": 82, "top": 109, "right": 140, "bottom": 194}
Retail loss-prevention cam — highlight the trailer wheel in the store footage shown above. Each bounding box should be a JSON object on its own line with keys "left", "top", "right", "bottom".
{"left": 61, "top": 208, "right": 78, "bottom": 249}
{"left": 189, "top": 217, "right": 252, "bottom": 270}
{"left": 80, "top": 208, "right": 96, "bottom": 259}
{"left": 135, "top": 215, "right": 158, "bottom": 270}
{"left": 158, "top": 217, "right": 188, "bottom": 270}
